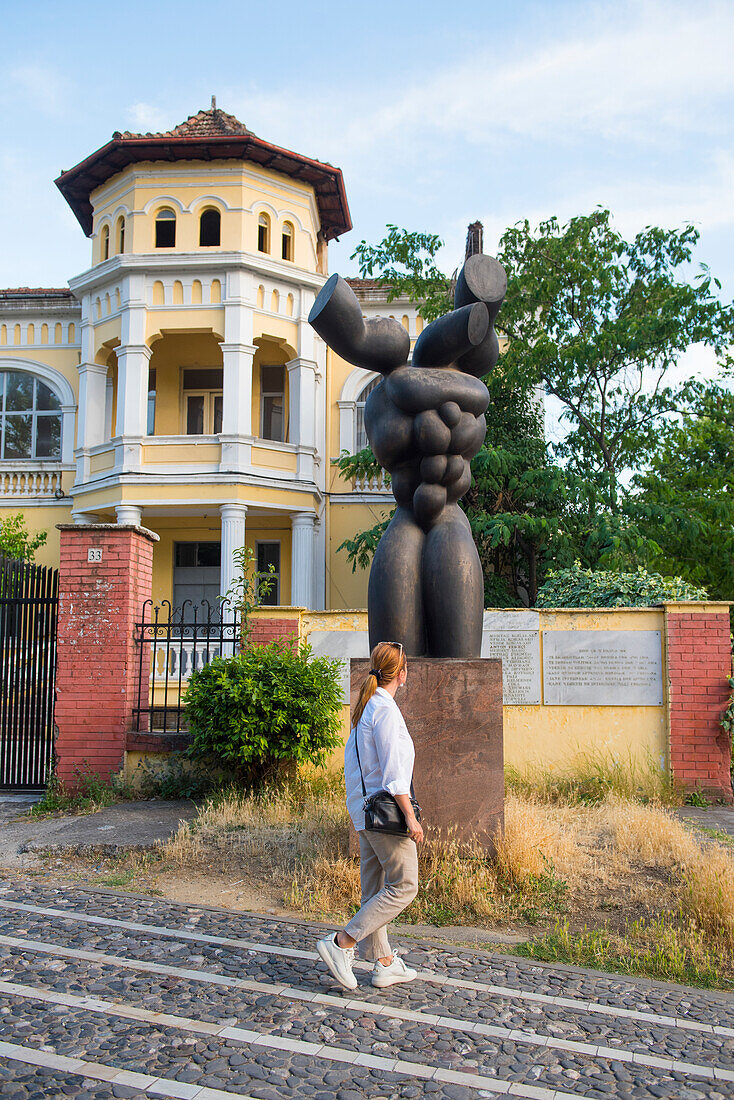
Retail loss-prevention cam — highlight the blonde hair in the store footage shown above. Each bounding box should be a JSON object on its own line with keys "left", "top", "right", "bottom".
{"left": 352, "top": 642, "right": 406, "bottom": 728}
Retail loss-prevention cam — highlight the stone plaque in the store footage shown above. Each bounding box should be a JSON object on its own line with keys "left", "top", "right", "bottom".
{"left": 481, "top": 631, "right": 541, "bottom": 705}
{"left": 481, "top": 611, "right": 541, "bottom": 705}
{"left": 543, "top": 630, "right": 663, "bottom": 706}
{"left": 307, "top": 630, "right": 369, "bottom": 702}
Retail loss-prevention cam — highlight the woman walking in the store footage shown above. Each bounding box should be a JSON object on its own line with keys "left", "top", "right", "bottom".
{"left": 317, "top": 641, "right": 424, "bottom": 990}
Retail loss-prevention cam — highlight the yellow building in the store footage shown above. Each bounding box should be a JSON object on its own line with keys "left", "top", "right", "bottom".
{"left": 0, "top": 104, "right": 420, "bottom": 611}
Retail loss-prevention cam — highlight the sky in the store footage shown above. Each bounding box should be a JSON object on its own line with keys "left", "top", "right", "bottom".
{"left": 1, "top": 0, "right": 732, "bottom": 386}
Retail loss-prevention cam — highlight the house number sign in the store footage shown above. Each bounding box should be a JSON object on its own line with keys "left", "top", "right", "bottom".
{"left": 87, "top": 548, "right": 103, "bottom": 563}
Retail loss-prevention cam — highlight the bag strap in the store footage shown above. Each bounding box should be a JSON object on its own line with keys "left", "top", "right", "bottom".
{"left": 353, "top": 724, "right": 368, "bottom": 799}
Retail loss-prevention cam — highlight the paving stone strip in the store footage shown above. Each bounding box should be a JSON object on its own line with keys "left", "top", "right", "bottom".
{"left": 0, "top": 981, "right": 725, "bottom": 1100}
{"left": 4, "top": 940, "right": 731, "bottom": 1070}
{"left": 0, "top": 1040, "right": 256, "bottom": 1100}
{"left": 2, "top": 931, "right": 733, "bottom": 1076}
{"left": 3, "top": 879, "right": 733, "bottom": 1027}
{"left": 1, "top": 942, "right": 732, "bottom": 1098}
{"left": 0, "top": 897, "right": 731, "bottom": 1045}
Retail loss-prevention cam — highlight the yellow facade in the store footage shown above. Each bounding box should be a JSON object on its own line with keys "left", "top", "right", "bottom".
{"left": 0, "top": 105, "right": 393, "bottom": 612}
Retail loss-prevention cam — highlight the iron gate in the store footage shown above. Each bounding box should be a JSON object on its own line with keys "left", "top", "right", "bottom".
{"left": 134, "top": 599, "right": 241, "bottom": 734}
{"left": 0, "top": 555, "right": 59, "bottom": 789}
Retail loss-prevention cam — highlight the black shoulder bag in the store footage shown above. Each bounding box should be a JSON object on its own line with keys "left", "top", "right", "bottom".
{"left": 354, "top": 728, "right": 421, "bottom": 836}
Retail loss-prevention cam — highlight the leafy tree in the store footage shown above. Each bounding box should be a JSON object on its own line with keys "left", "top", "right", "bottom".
{"left": 351, "top": 225, "right": 452, "bottom": 322}
{"left": 633, "top": 383, "right": 734, "bottom": 601}
{"left": 344, "top": 214, "right": 734, "bottom": 603}
{"left": 497, "top": 210, "right": 734, "bottom": 504}
{"left": 0, "top": 513, "right": 47, "bottom": 561}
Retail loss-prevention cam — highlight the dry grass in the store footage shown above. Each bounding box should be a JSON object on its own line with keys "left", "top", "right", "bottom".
{"left": 506, "top": 750, "right": 683, "bottom": 807}
{"left": 161, "top": 770, "right": 734, "bottom": 987}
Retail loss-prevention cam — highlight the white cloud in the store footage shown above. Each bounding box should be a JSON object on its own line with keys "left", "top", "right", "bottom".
{"left": 125, "top": 102, "right": 172, "bottom": 134}
{"left": 230, "top": 0, "right": 734, "bottom": 166}
{"left": 0, "top": 63, "right": 67, "bottom": 117}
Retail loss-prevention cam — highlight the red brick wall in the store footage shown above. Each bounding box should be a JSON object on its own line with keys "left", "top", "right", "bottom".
{"left": 666, "top": 608, "right": 732, "bottom": 802}
{"left": 249, "top": 615, "right": 299, "bottom": 647}
{"left": 54, "top": 524, "right": 157, "bottom": 787}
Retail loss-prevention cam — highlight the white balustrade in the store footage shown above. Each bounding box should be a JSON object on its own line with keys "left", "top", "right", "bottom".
{"left": 353, "top": 470, "right": 390, "bottom": 493}
{"left": 0, "top": 469, "right": 64, "bottom": 497}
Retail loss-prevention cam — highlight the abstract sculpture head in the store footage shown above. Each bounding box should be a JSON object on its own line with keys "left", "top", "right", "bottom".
{"left": 310, "top": 254, "right": 507, "bottom": 658}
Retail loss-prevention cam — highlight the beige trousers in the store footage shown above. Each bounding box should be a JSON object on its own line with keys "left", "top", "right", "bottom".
{"left": 344, "top": 830, "right": 419, "bottom": 961}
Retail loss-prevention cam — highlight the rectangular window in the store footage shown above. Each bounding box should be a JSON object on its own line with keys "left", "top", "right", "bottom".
{"left": 260, "top": 365, "right": 285, "bottom": 442}
{"left": 173, "top": 541, "right": 221, "bottom": 615}
{"left": 182, "top": 368, "right": 223, "bottom": 435}
{"left": 256, "top": 541, "right": 281, "bottom": 605}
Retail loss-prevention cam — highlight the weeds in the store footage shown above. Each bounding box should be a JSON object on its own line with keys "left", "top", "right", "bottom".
{"left": 515, "top": 915, "right": 732, "bottom": 990}
{"left": 29, "top": 769, "right": 134, "bottom": 817}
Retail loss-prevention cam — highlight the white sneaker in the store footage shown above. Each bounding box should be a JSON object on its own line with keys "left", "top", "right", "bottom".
{"left": 316, "top": 933, "right": 358, "bottom": 990}
{"left": 371, "top": 952, "right": 417, "bottom": 988}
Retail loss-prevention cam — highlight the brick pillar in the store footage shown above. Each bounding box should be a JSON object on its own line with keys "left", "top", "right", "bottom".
{"left": 54, "top": 523, "right": 158, "bottom": 787}
{"left": 665, "top": 602, "right": 733, "bottom": 803}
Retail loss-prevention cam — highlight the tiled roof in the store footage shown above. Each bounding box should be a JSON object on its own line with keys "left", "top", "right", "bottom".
{"left": 56, "top": 106, "right": 351, "bottom": 241}
{"left": 116, "top": 107, "right": 251, "bottom": 141}
{"left": 0, "top": 288, "right": 73, "bottom": 299}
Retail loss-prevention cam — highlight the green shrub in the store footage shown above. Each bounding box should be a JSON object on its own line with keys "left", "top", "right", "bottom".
{"left": 536, "top": 562, "right": 708, "bottom": 608}
{"left": 185, "top": 642, "right": 344, "bottom": 786}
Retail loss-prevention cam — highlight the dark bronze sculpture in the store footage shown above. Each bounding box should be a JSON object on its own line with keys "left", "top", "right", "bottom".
{"left": 309, "top": 254, "right": 506, "bottom": 658}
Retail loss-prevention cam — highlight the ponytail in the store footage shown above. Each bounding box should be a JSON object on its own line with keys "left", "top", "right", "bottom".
{"left": 352, "top": 641, "right": 406, "bottom": 728}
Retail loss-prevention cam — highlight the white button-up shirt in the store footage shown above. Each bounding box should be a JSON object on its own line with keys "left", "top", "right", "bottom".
{"left": 345, "top": 687, "right": 415, "bottom": 831}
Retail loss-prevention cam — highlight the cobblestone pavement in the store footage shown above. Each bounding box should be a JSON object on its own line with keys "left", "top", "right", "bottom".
{"left": 0, "top": 878, "right": 732, "bottom": 1099}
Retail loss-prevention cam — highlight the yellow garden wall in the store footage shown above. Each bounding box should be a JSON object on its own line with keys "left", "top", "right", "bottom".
{"left": 276, "top": 606, "right": 672, "bottom": 774}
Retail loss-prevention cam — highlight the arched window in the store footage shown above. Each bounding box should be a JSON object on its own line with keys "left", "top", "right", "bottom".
{"left": 40, "top": 324, "right": 48, "bottom": 344}
{"left": 101, "top": 224, "right": 110, "bottom": 260}
{"left": 210, "top": 279, "right": 221, "bottom": 304}
{"left": 155, "top": 207, "right": 176, "bottom": 248}
{"left": 27, "top": 324, "right": 35, "bottom": 345}
{"left": 116, "top": 216, "right": 126, "bottom": 254}
{"left": 281, "top": 221, "right": 294, "bottom": 261}
{"left": 68, "top": 323, "right": 75, "bottom": 343}
{"left": 54, "top": 323, "right": 63, "bottom": 343}
{"left": 152, "top": 281, "right": 165, "bottom": 306}
{"left": 173, "top": 281, "right": 184, "bottom": 305}
{"left": 355, "top": 377, "right": 381, "bottom": 451}
{"left": 0, "top": 370, "right": 62, "bottom": 459}
{"left": 257, "top": 213, "right": 270, "bottom": 253}
{"left": 191, "top": 280, "right": 202, "bottom": 304}
{"left": 199, "top": 208, "right": 221, "bottom": 247}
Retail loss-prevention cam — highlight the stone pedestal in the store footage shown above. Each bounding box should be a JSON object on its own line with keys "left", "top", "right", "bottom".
{"left": 350, "top": 658, "right": 504, "bottom": 852}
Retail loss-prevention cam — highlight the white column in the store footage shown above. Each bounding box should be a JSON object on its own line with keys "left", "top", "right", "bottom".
{"left": 72, "top": 512, "right": 98, "bottom": 525}
{"left": 219, "top": 270, "right": 255, "bottom": 473}
{"left": 115, "top": 505, "right": 142, "bottom": 526}
{"left": 74, "top": 299, "right": 107, "bottom": 483}
{"left": 291, "top": 511, "right": 315, "bottom": 608}
{"left": 220, "top": 504, "right": 247, "bottom": 604}
{"left": 286, "top": 358, "right": 318, "bottom": 480}
{"left": 115, "top": 344, "right": 151, "bottom": 438}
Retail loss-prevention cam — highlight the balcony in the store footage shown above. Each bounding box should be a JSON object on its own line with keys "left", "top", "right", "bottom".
{"left": 0, "top": 464, "right": 73, "bottom": 500}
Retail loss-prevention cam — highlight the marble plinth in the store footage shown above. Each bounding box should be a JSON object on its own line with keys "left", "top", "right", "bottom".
{"left": 349, "top": 658, "right": 504, "bottom": 853}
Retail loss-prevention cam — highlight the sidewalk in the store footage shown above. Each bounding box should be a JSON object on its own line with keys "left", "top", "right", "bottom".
{"left": 0, "top": 796, "right": 196, "bottom": 867}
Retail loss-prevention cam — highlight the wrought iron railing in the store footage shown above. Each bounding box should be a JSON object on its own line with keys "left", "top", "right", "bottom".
{"left": 133, "top": 599, "right": 241, "bottom": 734}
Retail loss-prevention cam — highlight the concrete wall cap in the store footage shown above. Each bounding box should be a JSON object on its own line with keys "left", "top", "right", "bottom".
{"left": 56, "top": 523, "right": 160, "bottom": 543}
